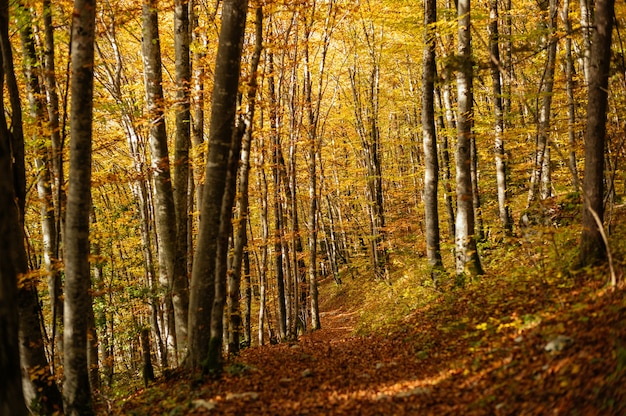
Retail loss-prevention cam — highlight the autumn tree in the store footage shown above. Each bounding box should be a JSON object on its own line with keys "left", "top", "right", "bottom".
{"left": 0, "top": 3, "right": 29, "bottom": 414}
{"left": 63, "top": 0, "right": 97, "bottom": 413}
{"left": 422, "top": 0, "right": 443, "bottom": 275}
{"left": 172, "top": 0, "right": 191, "bottom": 354}
{"left": 188, "top": 0, "right": 248, "bottom": 372}
{"left": 1, "top": 1, "right": 63, "bottom": 412}
{"left": 142, "top": 0, "right": 179, "bottom": 359}
{"left": 488, "top": 0, "right": 513, "bottom": 234}
{"left": 579, "top": 0, "right": 615, "bottom": 266}
{"left": 455, "top": 0, "right": 483, "bottom": 277}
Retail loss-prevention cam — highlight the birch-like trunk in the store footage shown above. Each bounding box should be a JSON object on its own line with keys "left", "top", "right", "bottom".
{"left": 173, "top": 0, "right": 191, "bottom": 355}
{"left": 455, "top": 0, "right": 483, "bottom": 278}
{"left": 489, "top": 0, "right": 513, "bottom": 234}
{"left": 142, "top": 0, "right": 179, "bottom": 360}
{"left": 422, "top": 0, "right": 443, "bottom": 276}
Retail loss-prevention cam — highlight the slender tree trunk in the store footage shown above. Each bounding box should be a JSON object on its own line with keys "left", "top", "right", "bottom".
{"left": 267, "top": 50, "right": 287, "bottom": 340}
{"left": 489, "top": 0, "right": 513, "bottom": 235}
{"left": 435, "top": 86, "right": 456, "bottom": 239}
{"left": 257, "top": 134, "right": 270, "bottom": 347}
{"left": 579, "top": 0, "right": 614, "bottom": 266}
{"left": 0, "top": 5, "right": 29, "bottom": 412}
{"left": 189, "top": 0, "right": 248, "bottom": 371}
{"left": 18, "top": 2, "right": 66, "bottom": 381}
{"left": 173, "top": 0, "right": 191, "bottom": 358}
{"left": 579, "top": 0, "right": 592, "bottom": 84}
{"left": 422, "top": 0, "right": 444, "bottom": 277}
{"left": 528, "top": 0, "right": 557, "bottom": 205}
{"left": 63, "top": 0, "right": 96, "bottom": 413}
{"left": 561, "top": 0, "right": 580, "bottom": 190}
{"left": 43, "top": 5, "right": 66, "bottom": 345}
{"left": 142, "top": 0, "right": 179, "bottom": 360}
{"left": 229, "top": 6, "right": 263, "bottom": 354}
{"left": 1, "top": 3, "right": 64, "bottom": 412}
{"left": 191, "top": 2, "right": 206, "bottom": 209}
{"left": 455, "top": 0, "right": 483, "bottom": 278}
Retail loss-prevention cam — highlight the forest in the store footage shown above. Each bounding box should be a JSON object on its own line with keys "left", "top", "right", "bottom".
{"left": 0, "top": 0, "right": 625, "bottom": 414}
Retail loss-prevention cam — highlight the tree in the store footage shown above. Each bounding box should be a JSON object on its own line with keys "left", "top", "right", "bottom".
{"left": 1, "top": 1, "right": 63, "bottom": 412}
{"left": 0, "top": 4, "right": 28, "bottom": 412}
{"left": 229, "top": 5, "right": 263, "bottom": 354}
{"left": 579, "top": 0, "right": 614, "bottom": 266}
{"left": 188, "top": 0, "right": 248, "bottom": 371}
{"left": 455, "top": 0, "right": 483, "bottom": 278}
{"left": 527, "top": 0, "right": 557, "bottom": 205}
{"left": 63, "top": 0, "right": 96, "bottom": 413}
{"left": 422, "top": 0, "right": 444, "bottom": 276}
{"left": 142, "top": 0, "right": 179, "bottom": 360}
{"left": 488, "top": 0, "right": 513, "bottom": 234}
{"left": 173, "top": 0, "right": 191, "bottom": 355}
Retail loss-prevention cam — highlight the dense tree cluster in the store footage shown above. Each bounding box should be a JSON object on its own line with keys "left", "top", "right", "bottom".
{"left": 0, "top": 0, "right": 621, "bottom": 412}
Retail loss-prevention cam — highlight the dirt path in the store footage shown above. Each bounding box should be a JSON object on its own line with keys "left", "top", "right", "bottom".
{"left": 116, "top": 282, "right": 626, "bottom": 415}
{"left": 163, "top": 308, "right": 456, "bottom": 415}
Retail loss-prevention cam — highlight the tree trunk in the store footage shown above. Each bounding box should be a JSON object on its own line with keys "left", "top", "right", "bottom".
{"left": 1, "top": 2, "right": 64, "bottom": 412}
{"left": 229, "top": 5, "right": 263, "bottom": 354}
{"left": 18, "top": 2, "right": 66, "bottom": 380}
{"left": 188, "top": 0, "right": 248, "bottom": 371}
{"left": 489, "top": 0, "right": 513, "bottom": 235}
{"left": 561, "top": 0, "right": 580, "bottom": 190}
{"left": 142, "top": 0, "right": 179, "bottom": 360}
{"left": 267, "top": 50, "right": 288, "bottom": 340}
{"left": 579, "top": 0, "right": 614, "bottom": 266}
{"left": 63, "top": 0, "right": 96, "bottom": 413}
{"left": 0, "top": 8, "right": 29, "bottom": 410}
{"left": 173, "top": 0, "right": 191, "bottom": 356}
{"left": 422, "top": 0, "right": 444, "bottom": 277}
{"left": 455, "top": 0, "right": 483, "bottom": 278}
{"left": 191, "top": 1, "right": 207, "bottom": 210}
{"left": 528, "top": 0, "right": 557, "bottom": 205}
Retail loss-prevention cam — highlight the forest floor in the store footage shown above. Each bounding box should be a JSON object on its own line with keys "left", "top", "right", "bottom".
{"left": 108, "top": 207, "right": 626, "bottom": 415}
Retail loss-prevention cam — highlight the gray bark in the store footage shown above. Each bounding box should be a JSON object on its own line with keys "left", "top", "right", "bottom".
{"left": 63, "top": 0, "right": 96, "bottom": 413}
{"left": 229, "top": 6, "right": 263, "bottom": 354}
{"left": 173, "top": 0, "right": 191, "bottom": 357}
{"left": 579, "top": 0, "right": 614, "bottom": 265}
{"left": 528, "top": 0, "right": 557, "bottom": 205}
{"left": 43, "top": 0, "right": 65, "bottom": 361}
{"left": 188, "top": 0, "right": 248, "bottom": 370}
{"left": 422, "top": 0, "right": 443, "bottom": 276}
{"left": 455, "top": 0, "right": 483, "bottom": 278}
{"left": 2, "top": 2, "right": 63, "bottom": 412}
{"left": 142, "top": 0, "right": 178, "bottom": 360}
{"left": 489, "top": 0, "right": 513, "bottom": 235}
{"left": 561, "top": 0, "right": 581, "bottom": 189}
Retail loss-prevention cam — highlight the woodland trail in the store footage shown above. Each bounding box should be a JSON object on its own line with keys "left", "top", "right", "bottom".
{"left": 116, "top": 276, "right": 626, "bottom": 416}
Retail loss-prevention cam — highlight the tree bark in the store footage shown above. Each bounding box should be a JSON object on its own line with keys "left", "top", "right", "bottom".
{"left": 63, "top": 0, "right": 96, "bottom": 413}
{"left": 561, "top": 0, "right": 580, "bottom": 190}
{"left": 579, "top": 0, "right": 614, "bottom": 266}
{"left": 142, "top": 0, "right": 179, "bottom": 360}
{"left": 173, "top": 0, "right": 191, "bottom": 356}
{"left": 422, "top": 0, "right": 444, "bottom": 277}
{"left": 42, "top": 0, "right": 66, "bottom": 366}
{"left": 488, "top": 0, "right": 513, "bottom": 235}
{"left": 1, "top": 2, "right": 63, "bottom": 412}
{"left": 188, "top": 0, "right": 248, "bottom": 371}
{"left": 528, "top": 0, "right": 557, "bottom": 205}
{"left": 455, "top": 0, "right": 483, "bottom": 278}
{"left": 0, "top": 7, "right": 28, "bottom": 410}
{"left": 229, "top": 5, "right": 263, "bottom": 354}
